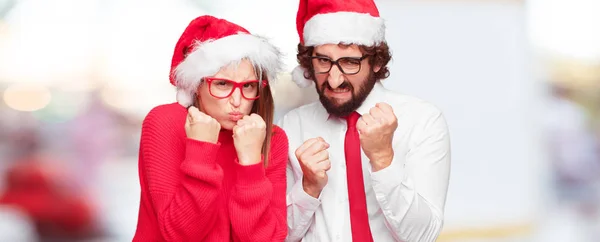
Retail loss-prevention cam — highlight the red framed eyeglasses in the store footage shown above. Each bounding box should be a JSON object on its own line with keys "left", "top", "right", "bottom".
{"left": 203, "top": 77, "right": 268, "bottom": 100}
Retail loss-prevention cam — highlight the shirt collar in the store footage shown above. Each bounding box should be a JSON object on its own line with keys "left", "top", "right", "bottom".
{"left": 355, "top": 81, "right": 386, "bottom": 116}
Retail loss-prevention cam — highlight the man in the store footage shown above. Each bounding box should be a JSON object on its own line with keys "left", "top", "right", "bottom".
{"left": 278, "top": 0, "right": 451, "bottom": 241}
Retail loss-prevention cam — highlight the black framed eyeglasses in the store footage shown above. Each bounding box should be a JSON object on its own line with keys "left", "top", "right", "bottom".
{"left": 310, "top": 55, "right": 370, "bottom": 75}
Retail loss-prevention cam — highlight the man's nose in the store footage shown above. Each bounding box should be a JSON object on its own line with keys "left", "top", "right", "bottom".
{"left": 327, "top": 64, "right": 345, "bottom": 89}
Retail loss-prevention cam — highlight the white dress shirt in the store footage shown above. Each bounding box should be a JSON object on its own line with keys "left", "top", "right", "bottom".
{"left": 279, "top": 82, "right": 451, "bottom": 242}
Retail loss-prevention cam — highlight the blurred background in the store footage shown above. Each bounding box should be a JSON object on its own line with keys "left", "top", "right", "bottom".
{"left": 0, "top": 0, "right": 599, "bottom": 241}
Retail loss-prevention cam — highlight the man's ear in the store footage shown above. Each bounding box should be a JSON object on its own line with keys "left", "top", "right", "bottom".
{"left": 373, "top": 65, "right": 382, "bottom": 73}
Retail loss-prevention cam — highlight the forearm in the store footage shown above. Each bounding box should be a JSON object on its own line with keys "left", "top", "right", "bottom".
{"left": 285, "top": 179, "right": 321, "bottom": 242}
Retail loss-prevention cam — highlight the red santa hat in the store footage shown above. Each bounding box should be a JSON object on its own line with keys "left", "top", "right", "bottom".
{"left": 292, "top": 0, "right": 385, "bottom": 88}
{"left": 170, "top": 16, "right": 282, "bottom": 106}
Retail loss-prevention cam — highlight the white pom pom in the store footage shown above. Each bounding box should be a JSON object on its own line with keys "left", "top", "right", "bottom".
{"left": 176, "top": 89, "right": 194, "bottom": 107}
{"left": 291, "top": 65, "right": 313, "bottom": 88}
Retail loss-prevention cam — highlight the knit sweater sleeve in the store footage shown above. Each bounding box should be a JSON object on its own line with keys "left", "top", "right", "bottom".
{"left": 228, "top": 125, "right": 289, "bottom": 241}
{"left": 139, "top": 105, "right": 223, "bottom": 241}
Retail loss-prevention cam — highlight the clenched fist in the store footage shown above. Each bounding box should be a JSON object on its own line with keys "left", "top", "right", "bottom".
{"left": 356, "top": 102, "right": 397, "bottom": 171}
{"left": 295, "top": 137, "right": 331, "bottom": 198}
{"left": 233, "top": 114, "right": 266, "bottom": 166}
{"left": 185, "top": 106, "right": 221, "bottom": 143}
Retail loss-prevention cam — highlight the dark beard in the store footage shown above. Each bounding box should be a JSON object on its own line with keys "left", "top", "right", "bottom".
{"left": 315, "top": 71, "right": 377, "bottom": 118}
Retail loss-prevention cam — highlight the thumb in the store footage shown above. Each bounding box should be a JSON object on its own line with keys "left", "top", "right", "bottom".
{"left": 232, "top": 124, "right": 238, "bottom": 133}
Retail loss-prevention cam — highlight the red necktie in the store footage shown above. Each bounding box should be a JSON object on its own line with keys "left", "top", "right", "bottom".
{"left": 344, "top": 112, "right": 374, "bottom": 242}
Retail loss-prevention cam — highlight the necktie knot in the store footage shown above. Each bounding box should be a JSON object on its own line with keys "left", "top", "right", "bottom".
{"left": 345, "top": 111, "right": 361, "bottom": 129}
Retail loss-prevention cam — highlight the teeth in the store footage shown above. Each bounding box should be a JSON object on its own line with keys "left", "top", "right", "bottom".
{"left": 332, "top": 89, "right": 349, "bottom": 93}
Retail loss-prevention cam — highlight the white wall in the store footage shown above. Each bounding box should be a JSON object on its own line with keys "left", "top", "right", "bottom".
{"left": 377, "top": 1, "right": 546, "bottom": 229}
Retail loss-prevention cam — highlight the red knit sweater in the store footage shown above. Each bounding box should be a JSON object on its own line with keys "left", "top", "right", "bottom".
{"left": 133, "top": 103, "right": 288, "bottom": 241}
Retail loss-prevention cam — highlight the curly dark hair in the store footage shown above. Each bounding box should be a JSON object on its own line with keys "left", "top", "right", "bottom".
{"left": 296, "top": 42, "right": 392, "bottom": 81}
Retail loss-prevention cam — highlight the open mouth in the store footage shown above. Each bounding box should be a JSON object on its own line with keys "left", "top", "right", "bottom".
{"left": 325, "top": 82, "right": 352, "bottom": 97}
{"left": 330, "top": 87, "right": 351, "bottom": 93}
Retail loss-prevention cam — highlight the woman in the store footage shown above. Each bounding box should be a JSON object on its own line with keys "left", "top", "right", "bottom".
{"left": 133, "top": 16, "right": 287, "bottom": 241}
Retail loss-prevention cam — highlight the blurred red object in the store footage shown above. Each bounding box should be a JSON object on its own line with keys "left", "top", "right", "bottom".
{"left": 0, "top": 158, "right": 98, "bottom": 238}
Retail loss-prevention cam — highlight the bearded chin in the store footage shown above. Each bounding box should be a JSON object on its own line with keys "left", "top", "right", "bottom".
{"left": 316, "top": 72, "right": 377, "bottom": 118}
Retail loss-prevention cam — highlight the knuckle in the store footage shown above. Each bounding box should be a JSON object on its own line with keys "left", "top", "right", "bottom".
{"left": 299, "top": 154, "right": 309, "bottom": 164}
{"left": 313, "top": 166, "right": 322, "bottom": 174}
{"left": 366, "top": 127, "right": 375, "bottom": 134}
{"left": 356, "top": 122, "right": 364, "bottom": 129}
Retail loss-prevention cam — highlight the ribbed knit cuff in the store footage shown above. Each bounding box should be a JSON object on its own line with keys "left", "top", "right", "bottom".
{"left": 184, "top": 138, "right": 221, "bottom": 164}
{"left": 234, "top": 158, "right": 267, "bottom": 186}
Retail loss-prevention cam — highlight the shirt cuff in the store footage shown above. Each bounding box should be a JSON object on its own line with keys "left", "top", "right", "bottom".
{"left": 234, "top": 158, "right": 267, "bottom": 186}
{"left": 289, "top": 178, "right": 321, "bottom": 210}
{"left": 370, "top": 154, "right": 404, "bottom": 190}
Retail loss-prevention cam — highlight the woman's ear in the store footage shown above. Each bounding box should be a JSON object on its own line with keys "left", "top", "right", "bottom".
{"left": 193, "top": 82, "right": 205, "bottom": 111}
{"left": 192, "top": 92, "right": 204, "bottom": 112}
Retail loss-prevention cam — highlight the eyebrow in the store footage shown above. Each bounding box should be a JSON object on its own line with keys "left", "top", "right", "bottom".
{"left": 314, "top": 52, "right": 330, "bottom": 58}
{"left": 240, "top": 74, "right": 259, "bottom": 81}
{"left": 314, "top": 52, "right": 362, "bottom": 59}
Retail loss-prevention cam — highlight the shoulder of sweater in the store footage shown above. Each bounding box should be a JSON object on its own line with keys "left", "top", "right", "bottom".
{"left": 146, "top": 103, "right": 186, "bottom": 118}
{"left": 144, "top": 103, "right": 186, "bottom": 121}
{"left": 270, "top": 125, "right": 288, "bottom": 143}
{"left": 268, "top": 125, "right": 289, "bottom": 163}
{"left": 142, "top": 103, "right": 186, "bottom": 131}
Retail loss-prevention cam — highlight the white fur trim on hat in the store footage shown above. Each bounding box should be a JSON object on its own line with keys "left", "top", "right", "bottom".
{"left": 291, "top": 65, "right": 313, "bottom": 88}
{"left": 173, "top": 33, "right": 282, "bottom": 107}
{"left": 303, "top": 12, "right": 385, "bottom": 47}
